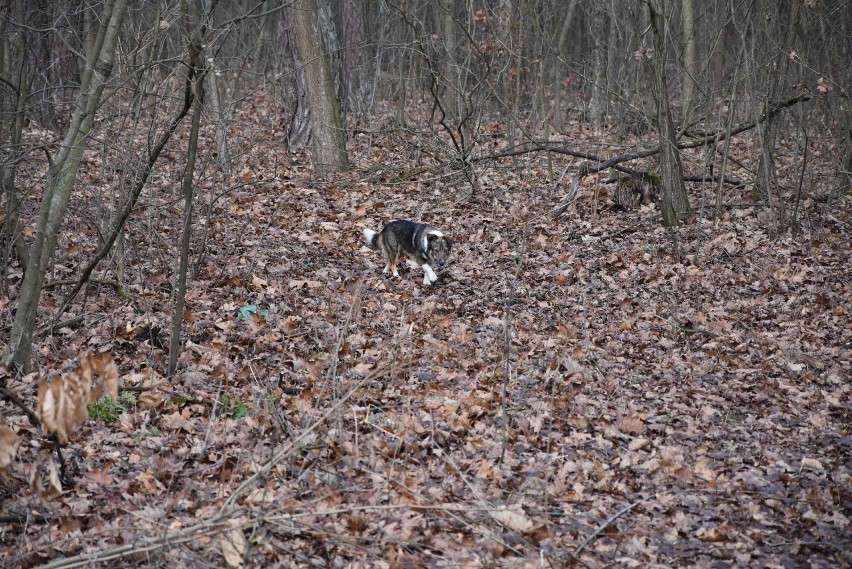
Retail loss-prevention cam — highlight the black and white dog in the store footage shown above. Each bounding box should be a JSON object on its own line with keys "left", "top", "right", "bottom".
{"left": 363, "top": 220, "right": 452, "bottom": 285}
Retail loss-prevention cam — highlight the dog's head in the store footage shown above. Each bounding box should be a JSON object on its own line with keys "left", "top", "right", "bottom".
{"left": 426, "top": 233, "right": 452, "bottom": 267}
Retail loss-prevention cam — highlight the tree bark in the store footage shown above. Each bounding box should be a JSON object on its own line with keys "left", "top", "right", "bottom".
{"left": 439, "top": 0, "right": 461, "bottom": 120}
{"left": 2, "top": 0, "right": 129, "bottom": 373}
{"left": 552, "top": 0, "right": 577, "bottom": 131}
{"left": 340, "top": 0, "right": 369, "bottom": 114}
{"left": 1, "top": 55, "right": 31, "bottom": 292}
{"left": 646, "top": 0, "right": 690, "bottom": 227}
{"left": 754, "top": 0, "right": 800, "bottom": 230}
{"left": 681, "top": 0, "right": 698, "bottom": 120}
{"left": 168, "top": 42, "right": 204, "bottom": 377}
{"left": 589, "top": 3, "right": 608, "bottom": 121}
{"left": 291, "top": 0, "right": 349, "bottom": 174}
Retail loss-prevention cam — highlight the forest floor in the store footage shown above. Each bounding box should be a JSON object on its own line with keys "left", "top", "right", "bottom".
{"left": 1, "top": 93, "right": 850, "bottom": 568}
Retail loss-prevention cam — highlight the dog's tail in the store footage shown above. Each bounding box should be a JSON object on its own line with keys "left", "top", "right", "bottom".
{"left": 362, "top": 228, "right": 379, "bottom": 249}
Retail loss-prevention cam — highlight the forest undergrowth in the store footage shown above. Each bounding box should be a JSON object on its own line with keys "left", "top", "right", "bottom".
{"left": 1, "top": 93, "right": 850, "bottom": 568}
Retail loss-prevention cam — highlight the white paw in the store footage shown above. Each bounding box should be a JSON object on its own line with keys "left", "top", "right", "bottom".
{"left": 422, "top": 264, "right": 438, "bottom": 285}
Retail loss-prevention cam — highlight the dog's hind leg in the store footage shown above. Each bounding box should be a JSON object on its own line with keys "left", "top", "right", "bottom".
{"left": 385, "top": 255, "right": 399, "bottom": 277}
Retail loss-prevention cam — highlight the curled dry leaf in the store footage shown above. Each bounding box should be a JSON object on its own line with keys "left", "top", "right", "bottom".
{"left": 220, "top": 524, "right": 247, "bottom": 568}
{"left": 629, "top": 437, "right": 652, "bottom": 451}
{"left": 616, "top": 411, "right": 646, "bottom": 435}
{"left": 37, "top": 352, "right": 120, "bottom": 445}
{"left": 490, "top": 504, "right": 537, "bottom": 533}
{"left": 0, "top": 425, "right": 19, "bottom": 472}
{"left": 800, "top": 457, "right": 824, "bottom": 472}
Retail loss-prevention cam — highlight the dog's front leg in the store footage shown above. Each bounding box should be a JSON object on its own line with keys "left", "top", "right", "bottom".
{"left": 422, "top": 264, "right": 438, "bottom": 285}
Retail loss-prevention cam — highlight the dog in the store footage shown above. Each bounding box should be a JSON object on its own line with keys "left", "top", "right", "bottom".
{"left": 362, "top": 220, "right": 452, "bottom": 285}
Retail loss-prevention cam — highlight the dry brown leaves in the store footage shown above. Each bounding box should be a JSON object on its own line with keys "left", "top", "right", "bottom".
{"left": 0, "top": 95, "right": 849, "bottom": 568}
{"left": 0, "top": 423, "right": 19, "bottom": 472}
{"left": 37, "top": 352, "right": 119, "bottom": 445}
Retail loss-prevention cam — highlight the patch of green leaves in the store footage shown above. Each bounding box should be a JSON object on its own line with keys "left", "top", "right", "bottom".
{"left": 221, "top": 394, "right": 254, "bottom": 419}
{"left": 88, "top": 396, "right": 124, "bottom": 424}
{"left": 133, "top": 427, "right": 162, "bottom": 440}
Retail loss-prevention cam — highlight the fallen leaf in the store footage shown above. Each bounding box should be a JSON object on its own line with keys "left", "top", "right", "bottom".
{"left": 221, "top": 526, "right": 246, "bottom": 568}
{"left": 490, "top": 504, "right": 537, "bottom": 533}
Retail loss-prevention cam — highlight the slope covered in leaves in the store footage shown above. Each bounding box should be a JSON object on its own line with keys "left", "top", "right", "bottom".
{"left": 0, "top": 95, "right": 849, "bottom": 568}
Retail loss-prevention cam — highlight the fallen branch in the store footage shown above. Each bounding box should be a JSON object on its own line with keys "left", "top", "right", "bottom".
{"left": 678, "top": 93, "right": 812, "bottom": 151}
{"left": 475, "top": 94, "right": 811, "bottom": 218}
{"left": 485, "top": 93, "right": 811, "bottom": 166}
{"left": 0, "top": 386, "right": 40, "bottom": 427}
{"left": 0, "top": 513, "right": 52, "bottom": 525}
{"left": 42, "top": 278, "right": 133, "bottom": 300}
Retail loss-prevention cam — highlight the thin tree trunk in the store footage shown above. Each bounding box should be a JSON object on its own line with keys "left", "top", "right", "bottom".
{"left": 341, "top": 0, "right": 368, "bottom": 114}
{"left": 205, "top": 66, "right": 231, "bottom": 174}
{"left": 646, "top": 0, "right": 690, "bottom": 227}
{"left": 589, "top": 3, "right": 608, "bottom": 121}
{"left": 2, "top": 0, "right": 129, "bottom": 373}
{"left": 168, "top": 21, "right": 205, "bottom": 377}
{"left": 681, "top": 0, "right": 698, "bottom": 121}
{"left": 1, "top": 57, "right": 31, "bottom": 292}
{"left": 754, "top": 0, "right": 800, "bottom": 231}
{"left": 440, "top": 0, "right": 460, "bottom": 120}
{"left": 552, "top": 0, "right": 577, "bottom": 131}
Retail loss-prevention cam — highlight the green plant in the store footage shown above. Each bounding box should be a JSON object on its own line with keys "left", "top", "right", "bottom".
{"left": 133, "top": 427, "right": 162, "bottom": 440}
{"left": 221, "top": 394, "right": 254, "bottom": 419}
{"left": 88, "top": 396, "right": 124, "bottom": 424}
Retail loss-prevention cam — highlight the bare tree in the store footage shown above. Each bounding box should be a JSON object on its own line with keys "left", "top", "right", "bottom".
{"left": 681, "top": 0, "right": 698, "bottom": 120}
{"left": 644, "top": 0, "right": 690, "bottom": 227}
{"left": 337, "top": 0, "right": 371, "bottom": 114}
{"left": 290, "top": 0, "right": 349, "bottom": 174}
{"left": 2, "top": 0, "right": 129, "bottom": 372}
{"left": 167, "top": 0, "right": 207, "bottom": 377}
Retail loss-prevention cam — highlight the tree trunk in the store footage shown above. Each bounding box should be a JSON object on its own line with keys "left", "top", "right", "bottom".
{"left": 1, "top": 0, "right": 129, "bottom": 373}
{"left": 681, "top": 0, "right": 698, "bottom": 121}
{"left": 646, "top": 0, "right": 690, "bottom": 227}
{"left": 168, "top": 44, "right": 204, "bottom": 377}
{"left": 439, "top": 0, "right": 460, "bottom": 120}
{"left": 205, "top": 62, "right": 231, "bottom": 171}
{"left": 1, "top": 56, "right": 31, "bottom": 292}
{"left": 844, "top": 109, "right": 852, "bottom": 190}
{"left": 291, "top": 0, "right": 348, "bottom": 175}
{"left": 552, "top": 0, "right": 577, "bottom": 131}
{"left": 340, "top": 0, "right": 370, "bottom": 115}
{"left": 754, "top": 0, "right": 800, "bottom": 231}
{"left": 589, "top": 3, "right": 608, "bottom": 121}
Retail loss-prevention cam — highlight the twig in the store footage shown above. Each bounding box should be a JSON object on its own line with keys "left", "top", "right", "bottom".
{"left": 573, "top": 502, "right": 639, "bottom": 558}
{"left": 0, "top": 386, "right": 41, "bottom": 427}
{"left": 0, "top": 513, "right": 52, "bottom": 525}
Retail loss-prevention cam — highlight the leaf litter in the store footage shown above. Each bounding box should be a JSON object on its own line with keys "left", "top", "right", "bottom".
{"left": 0, "top": 95, "right": 849, "bottom": 568}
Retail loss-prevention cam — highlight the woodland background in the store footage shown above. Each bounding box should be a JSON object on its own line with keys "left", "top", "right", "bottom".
{"left": 0, "top": 0, "right": 850, "bottom": 567}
